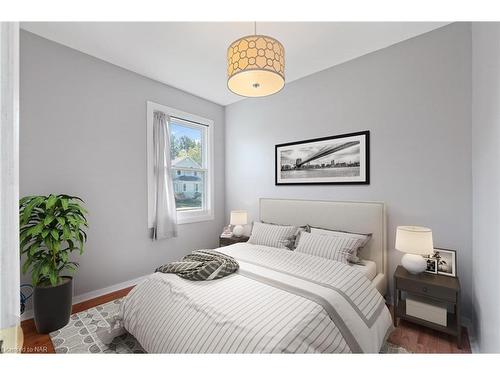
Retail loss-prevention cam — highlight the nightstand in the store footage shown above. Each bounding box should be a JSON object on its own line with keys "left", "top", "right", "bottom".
{"left": 219, "top": 235, "right": 249, "bottom": 247}
{"left": 393, "top": 265, "right": 462, "bottom": 348}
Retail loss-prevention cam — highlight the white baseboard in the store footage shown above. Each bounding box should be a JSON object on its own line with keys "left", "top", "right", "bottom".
{"left": 21, "top": 274, "right": 146, "bottom": 322}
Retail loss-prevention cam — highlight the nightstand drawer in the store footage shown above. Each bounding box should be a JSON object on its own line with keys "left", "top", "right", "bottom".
{"left": 219, "top": 235, "right": 249, "bottom": 247}
{"left": 219, "top": 237, "right": 235, "bottom": 247}
{"left": 397, "top": 278, "right": 456, "bottom": 302}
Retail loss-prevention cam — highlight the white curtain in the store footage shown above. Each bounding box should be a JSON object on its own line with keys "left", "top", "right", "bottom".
{"left": 152, "top": 111, "right": 178, "bottom": 240}
{"left": 0, "top": 22, "right": 21, "bottom": 352}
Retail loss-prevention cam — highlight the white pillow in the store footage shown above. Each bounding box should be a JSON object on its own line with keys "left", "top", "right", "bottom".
{"left": 309, "top": 227, "right": 371, "bottom": 263}
{"left": 295, "top": 231, "right": 368, "bottom": 263}
{"left": 248, "top": 222, "right": 298, "bottom": 249}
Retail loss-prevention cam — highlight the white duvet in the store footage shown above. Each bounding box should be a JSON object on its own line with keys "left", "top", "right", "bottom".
{"left": 118, "top": 243, "right": 393, "bottom": 353}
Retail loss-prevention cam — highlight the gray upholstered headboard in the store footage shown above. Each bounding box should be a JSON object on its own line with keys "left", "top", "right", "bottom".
{"left": 259, "top": 198, "right": 387, "bottom": 292}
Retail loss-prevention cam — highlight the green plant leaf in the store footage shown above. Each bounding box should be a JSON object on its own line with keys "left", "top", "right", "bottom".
{"left": 31, "top": 262, "right": 42, "bottom": 285}
{"left": 31, "top": 222, "right": 44, "bottom": 236}
{"left": 41, "top": 228, "right": 50, "bottom": 239}
{"left": 46, "top": 194, "right": 57, "bottom": 209}
{"left": 44, "top": 236, "right": 53, "bottom": 251}
{"left": 20, "top": 235, "right": 33, "bottom": 249}
{"left": 78, "top": 232, "right": 84, "bottom": 251}
{"left": 20, "top": 196, "right": 34, "bottom": 207}
{"left": 62, "top": 225, "right": 71, "bottom": 240}
{"left": 20, "top": 196, "right": 42, "bottom": 225}
{"left": 49, "top": 269, "right": 58, "bottom": 286}
{"left": 50, "top": 229, "right": 59, "bottom": 241}
{"left": 22, "top": 258, "right": 32, "bottom": 274}
{"left": 65, "top": 262, "right": 79, "bottom": 273}
{"left": 44, "top": 215, "right": 55, "bottom": 226}
{"left": 28, "top": 242, "right": 39, "bottom": 257}
{"left": 41, "top": 263, "right": 49, "bottom": 276}
{"left": 61, "top": 198, "right": 69, "bottom": 210}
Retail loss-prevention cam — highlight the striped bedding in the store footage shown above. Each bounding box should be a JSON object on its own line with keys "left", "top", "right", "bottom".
{"left": 118, "top": 243, "right": 393, "bottom": 353}
{"left": 248, "top": 221, "right": 298, "bottom": 249}
{"left": 295, "top": 231, "right": 367, "bottom": 263}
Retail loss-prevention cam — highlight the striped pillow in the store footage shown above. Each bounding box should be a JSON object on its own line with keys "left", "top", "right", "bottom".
{"left": 295, "top": 231, "right": 368, "bottom": 263}
{"left": 309, "top": 227, "right": 371, "bottom": 263}
{"left": 248, "top": 222, "right": 299, "bottom": 249}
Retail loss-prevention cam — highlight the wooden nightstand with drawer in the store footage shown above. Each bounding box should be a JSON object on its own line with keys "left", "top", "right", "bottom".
{"left": 393, "top": 265, "right": 462, "bottom": 348}
{"left": 219, "top": 235, "right": 249, "bottom": 247}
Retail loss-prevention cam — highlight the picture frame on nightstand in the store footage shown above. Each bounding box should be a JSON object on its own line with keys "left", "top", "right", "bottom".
{"left": 424, "top": 257, "right": 437, "bottom": 274}
{"left": 425, "top": 248, "right": 457, "bottom": 277}
{"left": 220, "top": 225, "right": 233, "bottom": 238}
{"left": 434, "top": 248, "right": 457, "bottom": 277}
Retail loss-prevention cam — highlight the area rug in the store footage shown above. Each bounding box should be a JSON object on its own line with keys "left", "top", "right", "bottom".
{"left": 380, "top": 342, "right": 411, "bottom": 354}
{"left": 49, "top": 298, "right": 144, "bottom": 353}
{"left": 49, "top": 298, "right": 409, "bottom": 354}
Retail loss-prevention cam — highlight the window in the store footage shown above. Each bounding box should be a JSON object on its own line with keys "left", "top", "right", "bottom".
{"left": 170, "top": 119, "right": 205, "bottom": 212}
{"left": 147, "top": 101, "right": 214, "bottom": 225}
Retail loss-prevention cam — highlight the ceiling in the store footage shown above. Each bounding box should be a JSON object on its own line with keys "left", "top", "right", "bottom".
{"left": 21, "top": 22, "right": 448, "bottom": 106}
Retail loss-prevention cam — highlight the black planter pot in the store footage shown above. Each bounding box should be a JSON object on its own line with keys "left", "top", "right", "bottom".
{"left": 33, "top": 276, "right": 73, "bottom": 334}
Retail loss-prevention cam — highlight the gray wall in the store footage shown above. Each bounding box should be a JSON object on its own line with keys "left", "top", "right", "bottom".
{"left": 225, "top": 23, "right": 473, "bottom": 317}
{"left": 19, "top": 31, "right": 225, "bottom": 301}
{"left": 471, "top": 23, "right": 500, "bottom": 352}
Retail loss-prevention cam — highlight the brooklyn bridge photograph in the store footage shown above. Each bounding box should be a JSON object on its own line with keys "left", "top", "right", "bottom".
{"left": 275, "top": 131, "right": 369, "bottom": 185}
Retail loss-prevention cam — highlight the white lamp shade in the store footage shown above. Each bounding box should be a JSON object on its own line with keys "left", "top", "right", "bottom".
{"left": 230, "top": 210, "right": 248, "bottom": 226}
{"left": 395, "top": 226, "right": 433, "bottom": 255}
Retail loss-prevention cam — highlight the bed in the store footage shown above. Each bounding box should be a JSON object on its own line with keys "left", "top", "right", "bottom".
{"left": 117, "top": 199, "right": 392, "bottom": 353}
{"left": 258, "top": 198, "right": 388, "bottom": 296}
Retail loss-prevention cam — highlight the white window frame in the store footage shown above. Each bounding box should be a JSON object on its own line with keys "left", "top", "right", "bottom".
{"left": 147, "top": 101, "right": 214, "bottom": 226}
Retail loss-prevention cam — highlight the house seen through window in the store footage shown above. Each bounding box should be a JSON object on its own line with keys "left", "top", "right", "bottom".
{"left": 169, "top": 120, "right": 206, "bottom": 211}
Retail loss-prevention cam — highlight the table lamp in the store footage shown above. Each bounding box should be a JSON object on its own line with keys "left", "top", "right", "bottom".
{"left": 395, "top": 226, "right": 433, "bottom": 274}
{"left": 230, "top": 210, "right": 248, "bottom": 237}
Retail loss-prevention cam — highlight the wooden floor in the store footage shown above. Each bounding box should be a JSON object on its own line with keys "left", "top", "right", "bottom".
{"left": 21, "top": 288, "right": 471, "bottom": 354}
{"left": 387, "top": 305, "right": 471, "bottom": 353}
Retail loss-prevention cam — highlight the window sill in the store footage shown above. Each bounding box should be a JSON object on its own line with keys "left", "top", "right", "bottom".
{"left": 177, "top": 212, "right": 214, "bottom": 225}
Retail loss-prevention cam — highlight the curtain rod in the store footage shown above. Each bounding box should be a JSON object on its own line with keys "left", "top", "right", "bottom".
{"left": 170, "top": 115, "right": 209, "bottom": 128}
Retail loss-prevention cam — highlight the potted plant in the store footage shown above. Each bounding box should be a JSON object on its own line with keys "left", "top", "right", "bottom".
{"left": 19, "top": 194, "right": 88, "bottom": 333}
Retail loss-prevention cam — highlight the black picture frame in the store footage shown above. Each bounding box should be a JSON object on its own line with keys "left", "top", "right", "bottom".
{"left": 424, "top": 257, "right": 438, "bottom": 274}
{"left": 275, "top": 131, "right": 370, "bottom": 185}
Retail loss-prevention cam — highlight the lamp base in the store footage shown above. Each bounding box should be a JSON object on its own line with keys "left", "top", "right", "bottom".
{"left": 401, "top": 253, "right": 427, "bottom": 275}
{"left": 232, "top": 225, "right": 244, "bottom": 237}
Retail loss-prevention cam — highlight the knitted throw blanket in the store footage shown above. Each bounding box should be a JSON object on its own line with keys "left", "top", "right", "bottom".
{"left": 155, "top": 249, "right": 239, "bottom": 281}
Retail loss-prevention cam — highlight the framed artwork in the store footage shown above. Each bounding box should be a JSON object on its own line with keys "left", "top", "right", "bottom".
{"left": 426, "top": 248, "right": 457, "bottom": 277}
{"left": 424, "top": 257, "right": 438, "bottom": 274}
{"left": 434, "top": 248, "right": 457, "bottom": 277}
{"left": 275, "top": 131, "right": 370, "bottom": 185}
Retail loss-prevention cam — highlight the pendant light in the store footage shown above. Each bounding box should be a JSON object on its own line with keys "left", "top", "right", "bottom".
{"left": 227, "top": 22, "right": 285, "bottom": 97}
